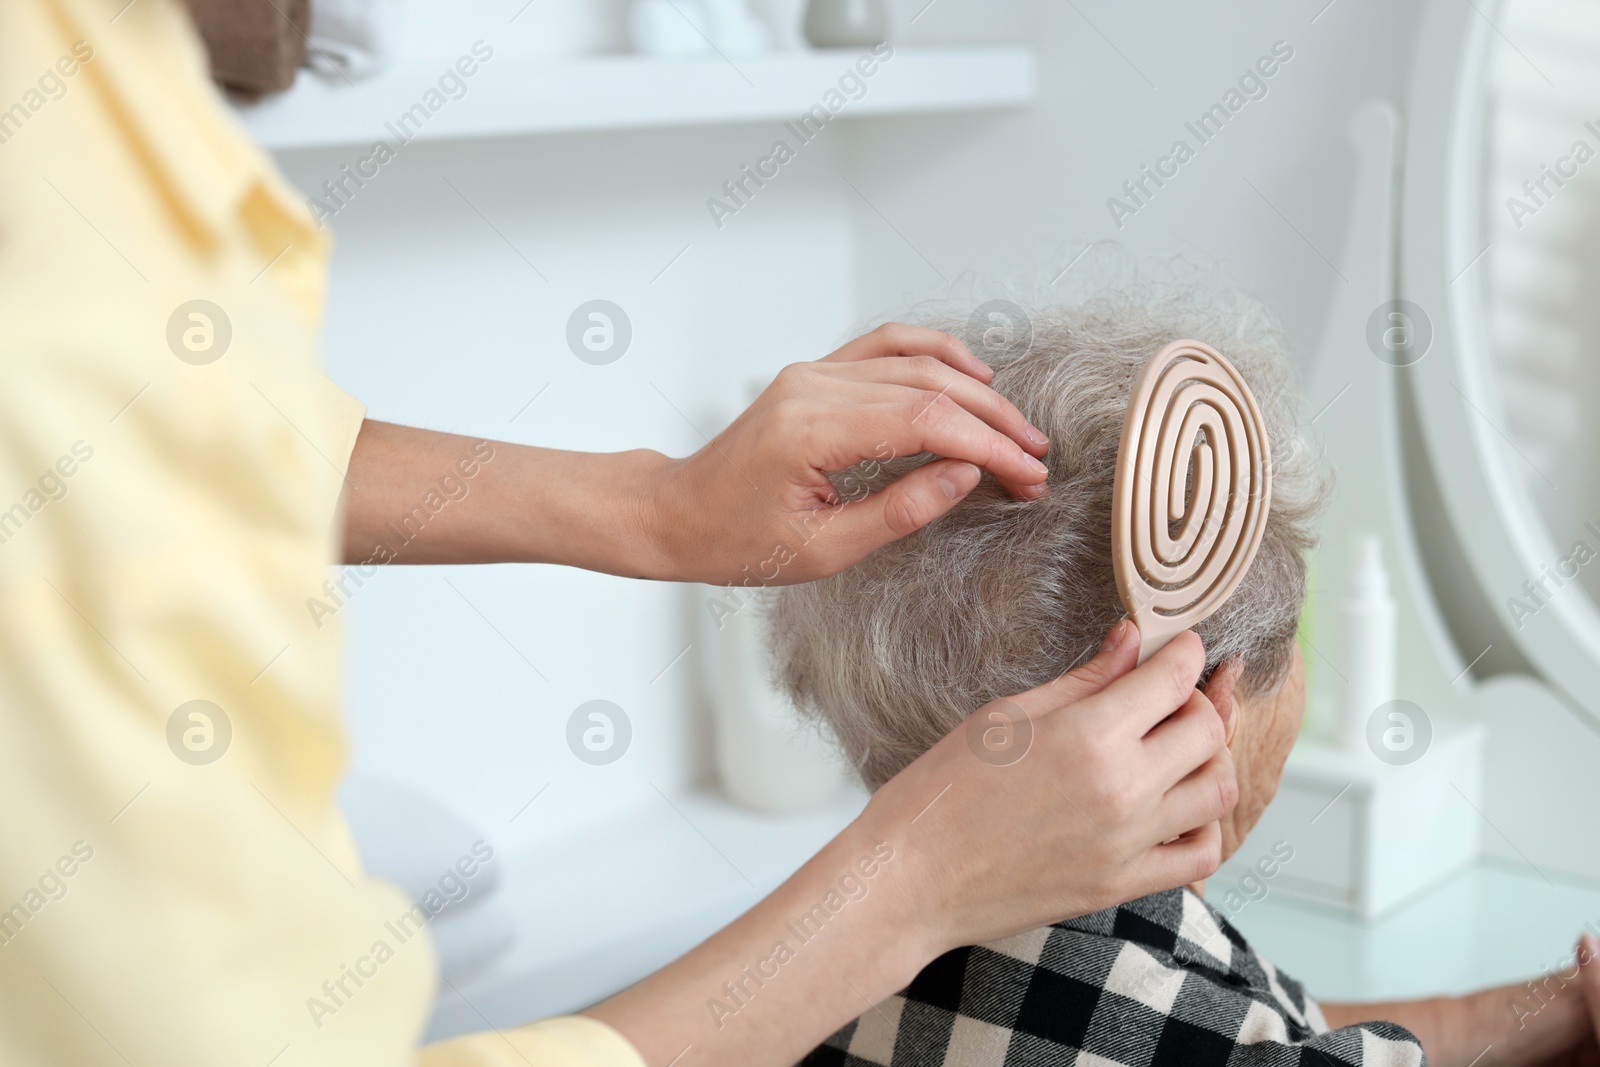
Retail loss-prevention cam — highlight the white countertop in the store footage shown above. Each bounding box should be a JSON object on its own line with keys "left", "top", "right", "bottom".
{"left": 1231, "top": 859, "right": 1600, "bottom": 1002}
{"left": 429, "top": 788, "right": 1600, "bottom": 1040}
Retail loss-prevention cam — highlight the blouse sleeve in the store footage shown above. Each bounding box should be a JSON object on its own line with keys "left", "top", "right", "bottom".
{"left": 420, "top": 1015, "right": 646, "bottom": 1067}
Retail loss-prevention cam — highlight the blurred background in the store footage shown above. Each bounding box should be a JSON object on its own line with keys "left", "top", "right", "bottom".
{"left": 219, "top": 0, "right": 1600, "bottom": 1038}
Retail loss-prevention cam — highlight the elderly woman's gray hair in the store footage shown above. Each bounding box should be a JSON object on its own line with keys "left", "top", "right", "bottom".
{"left": 766, "top": 286, "right": 1331, "bottom": 789}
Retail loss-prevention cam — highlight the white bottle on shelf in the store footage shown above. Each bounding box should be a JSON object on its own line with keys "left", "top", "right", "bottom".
{"left": 699, "top": 584, "right": 848, "bottom": 812}
{"left": 1340, "top": 533, "right": 1397, "bottom": 751}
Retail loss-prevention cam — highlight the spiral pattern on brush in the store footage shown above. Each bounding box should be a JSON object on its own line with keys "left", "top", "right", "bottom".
{"left": 1112, "top": 340, "right": 1272, "bottom": 660}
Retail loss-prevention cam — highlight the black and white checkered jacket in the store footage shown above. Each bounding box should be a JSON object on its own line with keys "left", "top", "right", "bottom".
{"left": 802, "top": 888, "right": 1424, "bottom": 1067}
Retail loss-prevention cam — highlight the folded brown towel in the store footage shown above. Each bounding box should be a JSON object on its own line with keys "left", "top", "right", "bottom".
{"left": 180, "top": 0, "right": 309, "bottom": 96}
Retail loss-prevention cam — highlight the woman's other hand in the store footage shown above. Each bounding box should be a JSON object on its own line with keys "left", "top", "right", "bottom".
{"left": 863, "top": 622, "right": 1236, "bottom": 957}
{"left": 586, "top": 622, "right": 1236, "bottom": 1067}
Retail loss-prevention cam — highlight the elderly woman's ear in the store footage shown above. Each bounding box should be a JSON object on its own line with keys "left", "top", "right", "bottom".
{"left": 1208, "top": 646, "right": 1307, "bottom": 864}
{"left": 1202, "top": 658, "right": 1246, "bottom": 747}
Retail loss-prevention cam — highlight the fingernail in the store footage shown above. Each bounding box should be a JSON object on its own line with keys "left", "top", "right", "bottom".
{"left": 1101, "top": 619, "right": 1131, "bottom": 655}
{"left": 1025, "top": 454, "right": 1049, "bottom": 475}
{"left": 1026, "top": 426, "right": 1048, "bottom": 447}
{"left": 937, "top": 462, "right": 980, "bottom": 500}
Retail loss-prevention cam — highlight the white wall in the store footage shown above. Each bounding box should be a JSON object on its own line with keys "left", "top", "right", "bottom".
{"left": 271, "top": 0, "right": 1430, "bottom": 854}
{"left": 849, "top": 0, "right": 1424, "bottom": 359}
{"left": 275, "top": 126, "right": 854, "bottom": 852}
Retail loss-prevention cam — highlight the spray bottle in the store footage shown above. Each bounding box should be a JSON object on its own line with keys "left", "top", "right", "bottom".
{"left": 1340, "top": 533, "right": 1397, "bottom": 750}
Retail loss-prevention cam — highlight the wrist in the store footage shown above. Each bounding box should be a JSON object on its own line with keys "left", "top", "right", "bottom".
{"left": 604, "top": 448, "right": 680, "bottom": 580}
{"left": 585, "top": 807, "right": 941, "bottom": 1067}
{"left": 826, "top": 796, "right": 948, "bottom": 989}
{"left": 634, "top": 452, "right": 718, "bottom": 584}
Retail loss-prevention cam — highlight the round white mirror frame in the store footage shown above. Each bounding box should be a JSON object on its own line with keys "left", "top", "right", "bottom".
{"left": 1403, "top": 0, "right": 1600, "bottom": 719}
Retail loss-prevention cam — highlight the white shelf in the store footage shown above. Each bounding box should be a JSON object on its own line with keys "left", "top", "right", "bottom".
{"left": 235, "top": 48, "right": 1034, "bottom": 150}
{"left": 425, "top": 785, "right": 869, "bottom": 1041}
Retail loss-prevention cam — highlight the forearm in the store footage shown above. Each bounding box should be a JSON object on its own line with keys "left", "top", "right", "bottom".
{"left": 1323, "top": 978, "right": 1587, "bottom": 1067}
{"left": 584, "top": 811, "right": 937, "bottom": 1067}
{"left": 340, "top": 420, "right": 675, "bottom": 575}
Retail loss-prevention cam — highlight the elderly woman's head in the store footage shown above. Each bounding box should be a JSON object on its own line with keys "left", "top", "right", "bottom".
{"left": 768, "top": 286, "right": 1330, "bottom": 860}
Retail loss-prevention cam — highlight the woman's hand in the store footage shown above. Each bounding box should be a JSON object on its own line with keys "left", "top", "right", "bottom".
{"left": 1577, "top": 935, "right": 1600, "bottom": 1059}
{"left": 645, "top": 323, "right": 1051, "bottom": 585}
{"left": 341, "top": 325, "right": 1046, "bottom": 579}
{"left": 862, "top": 621, "right": 1235, "bottom": 954}
{"left": 587, "top": 623, "right": 1237, "bottom": 1067}
{"left": 1526, "top": 934, "right": 1600, "bottom": 1067}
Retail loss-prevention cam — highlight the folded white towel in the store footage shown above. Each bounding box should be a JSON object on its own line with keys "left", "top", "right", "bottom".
{"left": 308, "top": 0, "right": 408, "bottom": 80}
{"left": 426, "top": 896, "right": 519, "bottom": 982}
{"left": 339, "top": 772, "right": 517, "bottom": 983}
{"left": 339, "top": 773, "right": 503, "bottom": 905}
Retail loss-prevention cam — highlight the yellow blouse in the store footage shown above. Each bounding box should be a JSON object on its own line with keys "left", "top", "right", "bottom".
{"left": 0, "top": 2, "right": 641, "bottom": 1064}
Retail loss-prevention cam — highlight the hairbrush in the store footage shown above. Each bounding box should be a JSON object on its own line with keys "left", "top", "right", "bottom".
{"left": 1112, "top": 340, "right": 1272, "bottom": 664}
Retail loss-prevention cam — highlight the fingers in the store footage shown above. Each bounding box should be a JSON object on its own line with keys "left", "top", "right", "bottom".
{"left": 1143, "top": 689, "right": 1229, "bottom": 784}
{"left": 824, "top": 355, "right": 1048, "bottom": 458}
{"left": 814, "top": 390, "right": 1049, "bottom": 498}
{"left": 1093, "top": 631, "right": 1209, "bottom": 733}
{"left": 1026, "top": 619, "right": 1141, "bottom": 709}
{"left": 832, "top": 458, "right": 982, "bottom": 544}
{"left": 821, "top": 322, "right": 994, "bottom": 384}
{"left": 1139, "top": 822, "right": 1225, "bottom": 890}
{"left": 1154, "top": 748, "right": 1239, "bottom": 839}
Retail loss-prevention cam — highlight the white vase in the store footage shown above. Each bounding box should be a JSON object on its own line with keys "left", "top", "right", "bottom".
{"left": 703, "top": 0, "right": 774, "bottom": 54}
{"left": 802, "top": 0, "right": 888, "bottom": 47}
{"left": 751, "top": 0, "right": 809, "bottom": 50}
{"left": 698, "top": 585, "right": 848, "bottom": 812}
{"left": 630, "top": 0, "right": 714, "bottom": 57}
{"left": 406, "top": 0, "right": 625, "bottom": 60}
